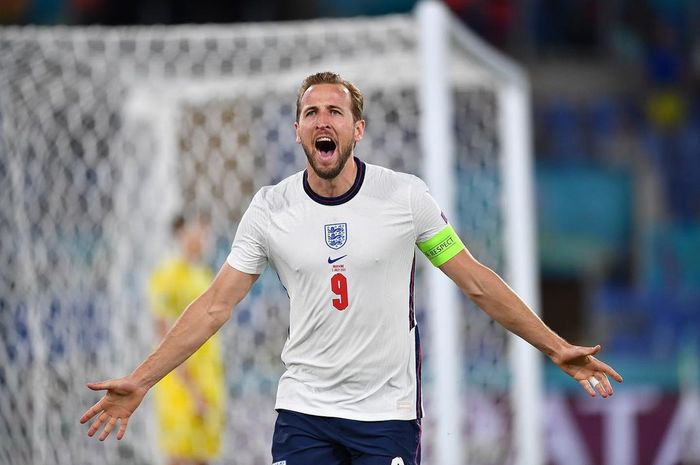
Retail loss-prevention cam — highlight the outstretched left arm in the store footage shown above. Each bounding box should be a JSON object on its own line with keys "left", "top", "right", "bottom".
{"left": 439, "top": 249, "right": 623, "bottom": 397}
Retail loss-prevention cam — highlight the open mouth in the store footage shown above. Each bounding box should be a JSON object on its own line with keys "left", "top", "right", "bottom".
{"left": 315, "top": 137, "right": 337, "bottom": 157}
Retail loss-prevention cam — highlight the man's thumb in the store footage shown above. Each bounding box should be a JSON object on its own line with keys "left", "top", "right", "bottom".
{"left": 86, "top": 380, "right": 111, "bottom": 391}
{"left": 585, "top": 345, "right": 601, "bottom": 356}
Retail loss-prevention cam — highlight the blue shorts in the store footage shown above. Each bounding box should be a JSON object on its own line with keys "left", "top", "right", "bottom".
{"left": 271, "top": 409, "right": 421, "bottom": 465}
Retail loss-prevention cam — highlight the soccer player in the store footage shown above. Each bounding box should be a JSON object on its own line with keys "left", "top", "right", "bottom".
{"left": 147, "top": 214, "right": 224, "bottom": 465}
{"left": 80, "top": 71, "right": 622, "bottom": 465}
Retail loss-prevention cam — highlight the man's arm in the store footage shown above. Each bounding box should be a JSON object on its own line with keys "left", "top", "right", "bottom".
{"left": 439, "top": 249, "right": 622, "bottom": 397}
{"left": 80, "top": 263, "right": 258, "bottom": 441}
{"left": 154, "top": 316, "right": 206, "bottom": 418}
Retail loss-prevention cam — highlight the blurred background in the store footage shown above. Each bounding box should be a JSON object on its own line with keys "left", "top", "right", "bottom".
{"left": 2, "top": 1, "right": 699, "bottom": 465}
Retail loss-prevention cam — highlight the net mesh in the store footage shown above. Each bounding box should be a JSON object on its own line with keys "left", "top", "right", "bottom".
{"left": 1, "top": 14, "right": 515, "bottom": 465}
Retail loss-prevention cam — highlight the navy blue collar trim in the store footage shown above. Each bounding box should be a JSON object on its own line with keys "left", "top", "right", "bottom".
{"left": 303, "top": 157, "right": 366, "bottom": 206}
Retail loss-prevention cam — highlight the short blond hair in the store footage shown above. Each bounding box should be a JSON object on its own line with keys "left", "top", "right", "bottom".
{"left": 295, "top": 72, "right": 364, "bottom": 122}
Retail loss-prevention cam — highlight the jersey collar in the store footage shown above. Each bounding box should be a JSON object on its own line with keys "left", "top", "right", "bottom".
{"left": 303, "top": 157, "right": 366, "bottom": 206}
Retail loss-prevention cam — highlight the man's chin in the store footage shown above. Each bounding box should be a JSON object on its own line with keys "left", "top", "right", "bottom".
{"left": 311, "top": 164, "right": 342, "bottom": 180}
{"left": 305, "top": 146, "right": 351, "bottom": 180}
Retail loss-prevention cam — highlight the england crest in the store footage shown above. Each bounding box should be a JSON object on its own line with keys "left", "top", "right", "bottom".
{"left": 325, "top": 223, "right": 347, "bottom": 250}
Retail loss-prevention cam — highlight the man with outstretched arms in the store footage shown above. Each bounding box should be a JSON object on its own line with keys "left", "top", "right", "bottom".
{"left": 81, "top": 72, "right": 622, "bottom": 465}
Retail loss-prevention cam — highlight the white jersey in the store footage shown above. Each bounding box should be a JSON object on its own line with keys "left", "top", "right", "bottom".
{"left": 227, "top": 158, "right": 450, "bottom": 421}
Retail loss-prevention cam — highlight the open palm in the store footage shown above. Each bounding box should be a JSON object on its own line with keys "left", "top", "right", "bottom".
{"left": 80, "top": 377, "right": 148, "bottom": 441}
{"left": 551, "top": 344, "right": 623, "bottom": 398}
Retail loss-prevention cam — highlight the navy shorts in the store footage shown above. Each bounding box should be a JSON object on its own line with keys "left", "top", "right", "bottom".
{"left": 271, "top": 409, "right": 421, "bottom": 465}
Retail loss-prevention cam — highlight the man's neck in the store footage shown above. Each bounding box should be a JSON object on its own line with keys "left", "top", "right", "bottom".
{"left": 306, "top": 156, "right": 357, "bottom": 198}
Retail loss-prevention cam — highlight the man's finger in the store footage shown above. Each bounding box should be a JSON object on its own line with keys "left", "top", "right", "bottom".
{"left": 584, "top": 345, "right": 601, "bottom": 357}
{"left": 592, "top": 359, "right": 623, "bottom": 383}
{"left": 80, "top": 401, "right": 103, "bottom": 424}
{"left": 116, "top": 417, "right": 129, "bottom": 440}
{"left": 590, "top": 375, "right": 609, "bottom": 398}
{"left": 578, "top": 379, "right": 596, "bottom": 397}
{"left": 605, "top": 365, "right": 623, "bottom": 383}
{"left": 600, "top": 373, "right": 613, "bottom": 396}
{"left": 88, "top": 412, "right": 108, "bottom": 437}
{"left": 99, "top": 417, "right": 118, "bottom": 441}
{"left": 86, "top": 380, "right": 111, "bottom": 391}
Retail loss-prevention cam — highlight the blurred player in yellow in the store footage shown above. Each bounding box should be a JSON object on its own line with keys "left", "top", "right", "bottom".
{"left": 147, "top": 213, "right": 225, "bottom": 465}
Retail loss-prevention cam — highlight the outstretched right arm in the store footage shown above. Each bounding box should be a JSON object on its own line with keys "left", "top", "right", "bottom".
{"left": 80, "top": 263, "right": 258, "bottom": 441}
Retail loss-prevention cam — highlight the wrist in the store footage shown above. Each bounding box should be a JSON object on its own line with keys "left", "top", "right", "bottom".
{"left": 542, "top": 337, "right": 570, "bottom": 361}
{"left": 128, "top": 370, "right": 156, "bottom": 392}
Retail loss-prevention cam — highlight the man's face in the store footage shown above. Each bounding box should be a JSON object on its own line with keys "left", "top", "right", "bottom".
{"left": 295, "top": 83, "right": 365, "bottom": 180}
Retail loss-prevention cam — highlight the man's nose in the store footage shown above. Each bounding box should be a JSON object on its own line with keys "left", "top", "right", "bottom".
{"left": 316, "top": 111, "right": 332, "bottom": 127}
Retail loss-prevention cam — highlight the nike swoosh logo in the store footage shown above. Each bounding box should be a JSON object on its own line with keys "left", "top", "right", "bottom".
{"left": 327, "top": 255, "right": 347, "bottom": 264}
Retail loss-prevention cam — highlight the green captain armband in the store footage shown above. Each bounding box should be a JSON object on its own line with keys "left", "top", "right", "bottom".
{"left": 417, "top": 225, "right": 465, "bottom": 267}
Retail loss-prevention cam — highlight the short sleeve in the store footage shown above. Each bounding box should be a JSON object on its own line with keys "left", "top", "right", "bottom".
{"left": 227, "top": 189, "right": 270, "bottom": 274}
{"left": 410, "top": 177, "right": 448, "bottom": 243}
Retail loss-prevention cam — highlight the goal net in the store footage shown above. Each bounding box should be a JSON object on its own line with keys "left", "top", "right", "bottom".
{"left": 0, "top": 4, "right": 540, "bottom": 465}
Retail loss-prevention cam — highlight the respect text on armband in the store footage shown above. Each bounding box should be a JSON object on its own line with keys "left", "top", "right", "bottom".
{"left": 425, "top": 236, "right": 456, "bottom": 258}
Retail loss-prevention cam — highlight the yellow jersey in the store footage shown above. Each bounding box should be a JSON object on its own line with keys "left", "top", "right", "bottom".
{"left": 148, "top": 257, "right": 225, "bottom": 460}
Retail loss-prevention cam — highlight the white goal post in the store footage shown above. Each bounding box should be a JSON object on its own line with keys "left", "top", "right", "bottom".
{"left": 417, "top": 3, "right": 543, "bottom": 465}
{"left": 0, "top": 2, "right": 542, "bottom": 464}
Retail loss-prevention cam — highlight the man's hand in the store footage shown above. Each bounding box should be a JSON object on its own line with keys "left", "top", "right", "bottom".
{"left": 79, "top": 377, "right": 148, "bottom": 441}
{"left": 551, "top": 344, "right": 623, "bottom": 398}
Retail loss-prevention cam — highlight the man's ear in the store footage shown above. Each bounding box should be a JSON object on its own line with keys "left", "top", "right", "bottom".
{"left": 354, "top": 119, "right": 366, "bottom": 142}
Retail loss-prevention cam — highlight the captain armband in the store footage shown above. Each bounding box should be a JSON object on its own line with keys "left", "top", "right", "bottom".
{"left": 417, "top": 225, "right": 465, "bottom": 267}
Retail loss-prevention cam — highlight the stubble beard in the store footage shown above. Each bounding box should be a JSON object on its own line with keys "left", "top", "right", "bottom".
{"left": 303, "top": 141, "right": 354, "bottom": 181}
